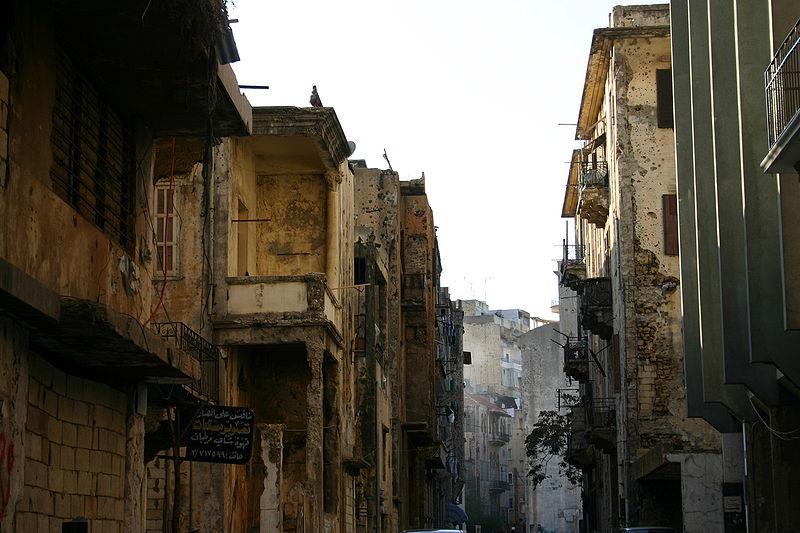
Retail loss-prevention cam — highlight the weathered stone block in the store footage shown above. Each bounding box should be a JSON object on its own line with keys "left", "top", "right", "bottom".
{"left": 77, "top": 425, "right": 92, "bottom": 449}
{"left": 25, "top": 460, "right": 47, "bottom": 488}
{"left": 61, "top": 445, "right": 75, "bottom": 470}
{"left": 62, "top": 422, "right": 77, "bottom": 447}
{"left": 42, "top": 389, "right": 59, "bottom": 417}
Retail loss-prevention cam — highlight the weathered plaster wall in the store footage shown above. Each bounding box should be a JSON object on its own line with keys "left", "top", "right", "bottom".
{"left": 520, "top": 323, "right": 581, "bottom": 533}
{"left": 608, "top": 32, "right": 719, "bottom": 453}
{"left": 255, "top": 175, "right": 327, "bottom": 276}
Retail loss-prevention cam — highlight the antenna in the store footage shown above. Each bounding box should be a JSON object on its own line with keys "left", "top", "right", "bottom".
{"left": 382, "top": 148, "right": 394, "bottom": 172}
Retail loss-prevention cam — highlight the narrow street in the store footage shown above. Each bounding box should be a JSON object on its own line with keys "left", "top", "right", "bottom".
{"left": 0, "top": 1, "right": 799, "bottom": 532}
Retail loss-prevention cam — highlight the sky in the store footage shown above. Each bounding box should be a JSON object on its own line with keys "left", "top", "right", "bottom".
{"left": 228, "top": 0, "right": 655, "bottom": 320}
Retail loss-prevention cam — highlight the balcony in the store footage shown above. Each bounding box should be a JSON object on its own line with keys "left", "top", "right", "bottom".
{"left": 152, "top": 322, "right": 220, "bottom": 404}
{"left": 565, "top": 405, "right": 594, "bottom": 468}
{"left": 577, "top": 161, "right": 609, "bottom": 226}
{"left": 563, "top": 336, "right": 590, "bottom": 382}
{"left": 577, "top": 277, "right": 613, "bottom": 340}
{"left": 221, "top": 274, "right": 342, "bottom": 336}
{"left": 763, "top": 17, "right": 800, "bottom": 173}
{"left": 587, "top": 397, "right": 616, "bottom": 453}
{"left": 558, "top": 244, "right": 586, "bottom": 290}
{"left": 488, "top": 479, "right": 511, "bottom": 493}
{"left": 488, "top": 430, "right": 511, "bottom": 446}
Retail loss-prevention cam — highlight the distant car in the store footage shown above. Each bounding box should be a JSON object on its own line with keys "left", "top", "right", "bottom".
{"left": 619, "top": 526, "right": 675, "bottom": 533}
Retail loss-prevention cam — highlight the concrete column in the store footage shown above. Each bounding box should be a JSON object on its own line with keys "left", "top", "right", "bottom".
{"left": 325, "top": 174, "right": 339, "bottom": 286}
{"left": 306, "top": 339, "right": 325, "bottom": 533}
{"left": 259, "top": 424, "right": 284, "bottom": 532}
{"left": 668, "top": 453, "right": 724, "bottom": 533}
{"left": 123, "top": 383, "right": 147, "bottom": 532}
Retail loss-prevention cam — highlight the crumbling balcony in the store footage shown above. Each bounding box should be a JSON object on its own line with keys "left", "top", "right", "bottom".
{"left": 577, "top": 277, "right": 613, "bottom": 340}
{"left": 577, "top": 162, "right": 609, "bottom": 226}
{"left": 563, "top": 336, "right": 590, "bottom": 382}
{"left": 565, "top": 405, "right": 594, "bottom": 468}
{"left": 763, "top": 17, "right": 800, "bottom": 173}
{"left": 558, "top": 244, "right": 586, "bottom": 289}
{"left": 221, "top": 274, "right": 342, "bottom": 338}
{"left": 488, "top": 430, "right": 511, "bottom": 446}
{"left": 488, "top": 479, "right": 511, "bottom": 493}
{"left": 587, "top": 397, "right": 616, "bottom": 453}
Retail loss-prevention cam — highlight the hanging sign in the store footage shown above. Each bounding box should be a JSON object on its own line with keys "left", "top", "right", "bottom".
{"left": 186, "top": 406, "right": 255, "bottom": 464}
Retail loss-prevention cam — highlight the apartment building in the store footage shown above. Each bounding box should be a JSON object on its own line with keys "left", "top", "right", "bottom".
{"left": 671, "top": 0, "right": 800, "bottom": 530}
{"left": 0, "top": 1, "right": 250, "bottom": 531}
{"left": 558, "top": 5, "right": 723, "bottom": 532}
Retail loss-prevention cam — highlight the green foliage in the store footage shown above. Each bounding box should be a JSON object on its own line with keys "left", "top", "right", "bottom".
{"left": 525, "top": 410, "right": 582, "bottom": 490}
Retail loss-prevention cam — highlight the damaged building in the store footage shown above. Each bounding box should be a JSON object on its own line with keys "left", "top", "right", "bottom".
{"left": 0, "top": 1, "right": 465, "bottom": 531}
{"left": 0, "top": 0, "right": 250, "bottom": 531}
{"left": 353, "top": 164, "right": 466, "bottom": 531}
{"left": 558, "top": 5, "right": 723, "bottom": 532}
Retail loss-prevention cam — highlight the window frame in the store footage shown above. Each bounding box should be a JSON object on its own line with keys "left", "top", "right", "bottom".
{"left": 153, "top": 181, "right": 180, "bottom": 279}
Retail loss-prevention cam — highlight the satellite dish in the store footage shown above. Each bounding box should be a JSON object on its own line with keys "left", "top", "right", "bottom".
{"left": 348, "top": 141, "right": 357, "bottom": 156}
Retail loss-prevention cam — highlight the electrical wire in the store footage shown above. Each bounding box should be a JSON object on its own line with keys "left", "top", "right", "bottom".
{"left": 143, "top": 137, "right": 176, "bottom": 327}
{"left": 748, "top": 396, "right": 800, "bottom": 441}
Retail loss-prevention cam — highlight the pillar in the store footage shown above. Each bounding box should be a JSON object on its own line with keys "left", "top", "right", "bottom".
{"left": 259, "top": 424, "right": 284, "bottom": 532}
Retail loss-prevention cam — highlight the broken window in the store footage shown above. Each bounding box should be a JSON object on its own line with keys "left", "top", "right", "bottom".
{"left": 154, "top": 183, "right": 178, "bottom": 277}
{"left": 50, "top": 50, "right": 134, "bottom": 247}
{"left": 656, "top": 69, "right": 674, "bottom": 129}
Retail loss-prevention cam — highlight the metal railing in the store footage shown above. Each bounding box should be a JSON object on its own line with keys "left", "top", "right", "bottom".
{"left": 587, "top": 397, "right": 616, "bottom": 430}
{"left": 766, "top": 17, "right": 800, "bottom": 148}
{"left": 488, "top": 430, "right": 511, "bottom": 444}
{"left": 579, "top": 277, "right": 612, "bottom": 309}
{"left": 488, "top": 479, "right": 511, "bottom": 493}
{"left": 579, "top": 161, "right": 609, "bottom": 188}
{"left": 561, "top": 243, "right": 585, "bottom": 263}
{"left": 153, "top": 322, "right": 220, "bottom": 403}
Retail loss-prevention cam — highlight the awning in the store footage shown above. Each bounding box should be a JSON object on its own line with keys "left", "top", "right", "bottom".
{"left": 446, "top": 503, "right": 468, "bottom": 524}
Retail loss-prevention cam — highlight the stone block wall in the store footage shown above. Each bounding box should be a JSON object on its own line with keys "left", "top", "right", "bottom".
{"left": 17, "top": 353, "right": 128, "bottom": 532}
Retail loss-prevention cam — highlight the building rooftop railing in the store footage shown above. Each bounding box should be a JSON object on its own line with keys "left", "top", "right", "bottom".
{"left": 153, "top": 322, "right": 220, "bottom": 403}
{"left": 766, "top": 17, "right": 800, "bottom": 149}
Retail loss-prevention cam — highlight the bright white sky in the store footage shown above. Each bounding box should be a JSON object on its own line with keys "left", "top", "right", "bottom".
{"left": 228, "top": 0, "right": 655, "bottom": 319}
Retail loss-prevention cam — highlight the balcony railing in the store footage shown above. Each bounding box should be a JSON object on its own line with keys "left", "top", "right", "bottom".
{"left": 224, "top": 274, "right": 341, "bottom": 331}
{"left": 563, "top": 336, "right": 590, "bottom": 382}
{"left": 153, "top": 322, "right": 219, "bottom": 403}
{"left": 586, "top": 396, "right": 616, "bottom": 452}
{"left": 578, "top": 161, "right": 609, "bottom": 188}
{"left": 766, "top": 17, "right": 800, "bottom": 149}
{"left": 488, "top": 431, "right": 511, "bottom": 445}
{"left": 559, "top": 243, "right": 586, "bottom": 289}
{"left": 488, "top": 479, "right": 511, "bottom": 493}
{"left": 577, "top": 277, "right": 613, "bottom": 340}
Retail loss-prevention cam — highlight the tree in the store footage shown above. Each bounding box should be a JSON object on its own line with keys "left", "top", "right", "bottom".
{"left": 524, "top": 409, "right": 582, "bottom": 489}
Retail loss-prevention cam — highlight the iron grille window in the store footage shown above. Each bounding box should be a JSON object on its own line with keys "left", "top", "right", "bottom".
{"left": 50, "top": 50, "right": 134, "bottom": 248}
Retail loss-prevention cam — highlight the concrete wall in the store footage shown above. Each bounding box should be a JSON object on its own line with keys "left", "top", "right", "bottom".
{"left": 520, "top": 323, "right": 581, "bottom": 533}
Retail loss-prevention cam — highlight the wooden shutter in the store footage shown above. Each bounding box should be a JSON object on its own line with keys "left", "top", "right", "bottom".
{"left": 657, "top": 69, "right": 674, "bottom": 128}
{"left": 663, "top": 194, "right": 679, "bottom": 255}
